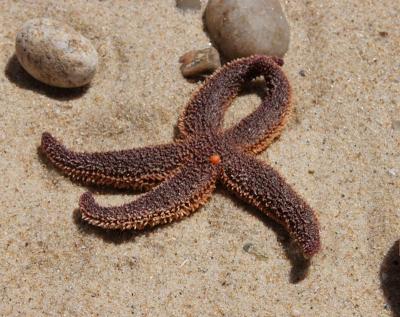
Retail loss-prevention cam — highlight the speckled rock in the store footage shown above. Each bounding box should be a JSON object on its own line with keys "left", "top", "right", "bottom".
{"left": 15, "top": 18, "right": 98, "bottom": 88}
{"left": 204, "top": 0, "right": 290, "bottom": 60}
{"left": 179, "top": 47, "right": 221, "bottom": 77}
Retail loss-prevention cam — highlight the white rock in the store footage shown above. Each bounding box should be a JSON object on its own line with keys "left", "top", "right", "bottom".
{"left": 15, "top": 18, "right": 98, "bottom": 88}
{"left": 204, "top": 0, "right": 290, "bottom": 60}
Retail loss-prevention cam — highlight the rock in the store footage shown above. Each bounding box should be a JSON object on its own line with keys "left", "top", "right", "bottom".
{"left": 204, "top": 0, "right": 290, "bottom": 60}
{"left": 179, "top": 47, "right": 221, "bottom": 77}
{"left": 15, "top": 18, "right": 98, "bottom": 88}
{"left": 392, "top": 120, "right": 400, "bottom": 130}
{"left": 176, "top": 0, "right": 201, "bottom": 11}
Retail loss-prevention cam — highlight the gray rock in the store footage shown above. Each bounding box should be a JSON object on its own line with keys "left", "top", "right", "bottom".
{"left": 204, "top": 0, "right": 290, "bottom": 60}
{"left": 15, "top": 18, "right": 98, "bottom": 88}
{"left": 176, "top": 0, "right": 201, "bottom": 11}
{"left": 392, "top": 120, "right": 400, "bottom": 130}
{"left": 179, "top": 47, "right": 221, "bottom": 77}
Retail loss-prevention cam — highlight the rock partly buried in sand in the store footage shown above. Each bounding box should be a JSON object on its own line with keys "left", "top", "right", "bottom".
{"left": 204, "top": 0, "right": 290, "bottom": 60}
{"left": 176, "top": 0, "right": 201, "bottom": 11}
{"left": 15, "top": 18, "right": 98, "bottom": 88}
{"left": 179, "top": 47, "right": 221, "bottom": 77}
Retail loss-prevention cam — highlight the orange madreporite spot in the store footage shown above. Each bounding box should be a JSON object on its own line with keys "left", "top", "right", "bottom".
{"left": 209, "top": 154, "right": 221, "bottom": 165}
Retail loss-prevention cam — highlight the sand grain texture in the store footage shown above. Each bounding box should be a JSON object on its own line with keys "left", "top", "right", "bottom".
{"left": 0, "top": 1, "right": 399, "bottom": 316}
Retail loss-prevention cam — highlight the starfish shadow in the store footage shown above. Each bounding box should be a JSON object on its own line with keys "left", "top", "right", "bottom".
{"left": 380, "top": 240, "right": 400, "bottom": 317}
{"left": 182, "top": 74, "right": 209, "bottom": 83}
{"left": 5, "top": 54, "right": 89, "bottom": 101}
{"left": 215, "top": 187, "right": 311, "bottom": 284}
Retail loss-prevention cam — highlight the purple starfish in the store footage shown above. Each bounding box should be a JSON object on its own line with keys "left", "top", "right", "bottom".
{"left": 41, "top": 55, "right": 320, "bottom": 257}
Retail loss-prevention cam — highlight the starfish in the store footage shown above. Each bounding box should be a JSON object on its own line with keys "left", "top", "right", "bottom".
{"left": 41, "top": 55, "right": 320, "bottom": 257}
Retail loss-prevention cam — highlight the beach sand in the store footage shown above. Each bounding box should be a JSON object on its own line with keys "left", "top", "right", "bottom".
{"left": 0, "top": 1, "right": 399, "bottom": 316}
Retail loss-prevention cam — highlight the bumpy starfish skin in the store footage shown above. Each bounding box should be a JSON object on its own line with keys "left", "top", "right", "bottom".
{"left": 41, "top": 55, "right": 320, "bottom": 257}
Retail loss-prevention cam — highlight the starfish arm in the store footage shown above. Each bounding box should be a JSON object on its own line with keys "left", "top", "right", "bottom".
{"left": 178, "top": 58, "right": 242, "bottom": 137}
{"left": 79, "top": 161, "right": 218, "bottom": 230}
{"left": 221, "top": 153, "right": 320, "bottom": 257}
{"left": 179, "top": 55, "right": 290, "bottom": 149}
{"left": 41, "top": 132, "right": 191, "bottom": 190}
{"left": 223, "top": 56, "right": 291, "bottom": 154}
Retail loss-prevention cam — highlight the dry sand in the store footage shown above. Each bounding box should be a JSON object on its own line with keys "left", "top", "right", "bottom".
{"left": 0, "top": 1, "right": 399, "bottom": 316}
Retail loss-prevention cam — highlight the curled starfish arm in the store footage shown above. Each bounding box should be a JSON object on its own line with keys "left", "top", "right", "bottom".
{"left": 224, "top": 56, "right": 291, "bottom": 154}
{"left": 79, "top": 161, "right": 218, "bottom": 230}
{"left": 178, "top": 62, "right": 241, "bottom": 137}
{"left": 179, "top": 55, "right": 285, "bottom": 138}
{"left": 221, "top": 153, "right": 320, "bottom": 257}
{"left": 41, "top": 132, "right": 190, "bottom": 190}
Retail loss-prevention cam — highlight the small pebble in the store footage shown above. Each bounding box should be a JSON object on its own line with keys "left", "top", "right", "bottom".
{"left": 204, "top": 0, "right": 290, "bottom": 60}
{"left": 290, "top": 308, "right": 302, "bottom": 317}
{"left": 179, "top": 47, "right": 221, "bottom": 77}
{"left": 387, "top": 169, "right": 397, "bottom": 177}
{"left": 299, "top": 69, "right": 306, "bottom": 77}
{"left": 243, "top": 242, "right": 255, "bottom": 253}
{"left": 15, "top": 18, "right": 98, "bottom": 88}
{"left": 392, "top": 120, "right": 400, "bottom": 130}
{"left": 176, "top": 0, "right": 201, "bottom": 11}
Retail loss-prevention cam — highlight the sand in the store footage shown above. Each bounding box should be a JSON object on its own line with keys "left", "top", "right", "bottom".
{"left": 0, "top": 1, "right": 399, "bottom": 316}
